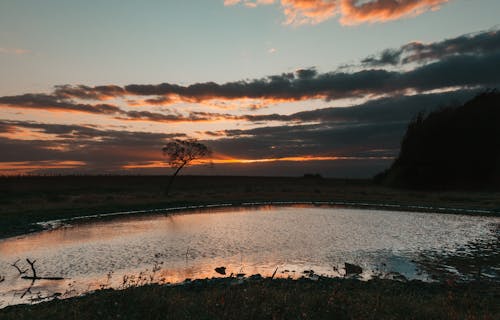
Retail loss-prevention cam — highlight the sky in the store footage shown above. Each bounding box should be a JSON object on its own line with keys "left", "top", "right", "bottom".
{"left": 1, "top": 0, "right": 499, "bottom": 177}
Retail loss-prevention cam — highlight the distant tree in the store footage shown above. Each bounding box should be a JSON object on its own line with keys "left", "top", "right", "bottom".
{"left": 162, "top": 139, "right": 211, "bottom": 196}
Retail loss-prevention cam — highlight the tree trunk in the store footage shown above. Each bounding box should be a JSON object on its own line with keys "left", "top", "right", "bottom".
{"left": 165, "top": 162, "right": 187, "bottom": 196}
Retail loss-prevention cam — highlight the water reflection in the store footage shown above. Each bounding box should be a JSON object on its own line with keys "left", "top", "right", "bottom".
{"left": 0, "top": 205, "right": 498, "bottom": 307}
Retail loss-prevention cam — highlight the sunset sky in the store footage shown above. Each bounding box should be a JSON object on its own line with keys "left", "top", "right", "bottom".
{"left": 1, "top": 0, "right": 499, "bottom": 176}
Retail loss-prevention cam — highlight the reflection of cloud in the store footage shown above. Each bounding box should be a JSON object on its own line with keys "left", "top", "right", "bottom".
{"left": 224, "top": 0, "right": 450, "bottom": 25}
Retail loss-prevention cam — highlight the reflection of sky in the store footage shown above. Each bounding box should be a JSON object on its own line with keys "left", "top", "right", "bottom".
{"left": 0, "top": 205, "right": 498, "bottom": 307}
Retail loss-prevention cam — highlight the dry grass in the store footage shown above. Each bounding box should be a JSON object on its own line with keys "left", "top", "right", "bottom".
{"left": 1, "top": 277, "right": 498, "bottom": 320}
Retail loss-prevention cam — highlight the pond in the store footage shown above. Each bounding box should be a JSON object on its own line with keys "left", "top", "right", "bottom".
{"left": 0, "top": 204, "right": 498, "bottom": 307}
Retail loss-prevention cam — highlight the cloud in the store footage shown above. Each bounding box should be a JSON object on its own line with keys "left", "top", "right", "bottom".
{"left": 339, "top": 0, "right": 449, "bottom": 25}
{"left": 0, "top": 120, "right": 185, "bottom": 143}
{"left": 239, "top": 89, "right": 479, "bottom": 123}
{"left": 53, "top": 84, "right": 126, "bottom": 100}
{"left": 0, "top": 47, "right": 29, "bottom": 55}
{"left": 281, "top": 0, "right": 338, "bottom": 25}
{"left": 0, "top": 121, "right": 186, "bottom": 173}
{"left": 0, "top": 93, "right": 122, "bottom": 114}
{"left": 121, "top": 52, "right": 500, "bottom": 102}
{"left": 2, "top": 38, "right": 499, "bottom": 118}
{"left": 119, "top": 110, "right": 238, "bottom": 123}
{"left": 201, "top": 89, "right": 478, "bottom": 163}
{"left": 362, "top": 28, "right": 500, "bottom": 66}
{"left": 0, "top": 93, "right": 235, "bottom": 123}
{"left": 2, "top": 50, "right": 499, "bottom": 114}
{"left": 0, "top": 89, "right": 482, "bottom": 176}
{"left": 224, "top": 0, "right": 338, "bottom": 25}
{"left": 224, "top": 0, "right": 450, "bottom": 25}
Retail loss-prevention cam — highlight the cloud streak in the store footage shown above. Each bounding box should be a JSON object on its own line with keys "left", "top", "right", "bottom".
{"left": 362, "top": 28, "right": 500, "bottom": 66}
{"left": 0, "top": 93, "right": 122, "bottom": 114}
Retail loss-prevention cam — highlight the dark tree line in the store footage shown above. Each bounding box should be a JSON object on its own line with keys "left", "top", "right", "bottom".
{"left": 375, "top": 90, "right": 500, "bottom": 189}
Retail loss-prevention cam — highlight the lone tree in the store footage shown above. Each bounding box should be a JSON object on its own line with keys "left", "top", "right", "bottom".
{"left": 162, "top": 139, "right": 211, "bottom": 195}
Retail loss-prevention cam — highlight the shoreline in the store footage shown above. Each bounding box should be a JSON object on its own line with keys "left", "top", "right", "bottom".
{"left": 32, "top": 200, "right": 500, "bottom": 235}
{"left": 1, "top": 176, "right": 499, "bottom": 319}
{"left": 1, "top": 175, "right": 499, "bottom": 239}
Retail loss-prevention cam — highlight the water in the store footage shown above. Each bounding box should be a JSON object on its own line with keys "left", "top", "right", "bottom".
{"left": 0, "top": 205, "right": 498, "bottom": 307}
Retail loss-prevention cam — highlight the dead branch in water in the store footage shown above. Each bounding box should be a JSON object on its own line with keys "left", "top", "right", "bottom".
{"left": 11, "top": 259, "right": 28, "bottom": 275}
{"left": 11, "top": 258, "right": 65, "bottom": 300}
{"left": 20, "top": 259, "right": 64, "bottom": 281}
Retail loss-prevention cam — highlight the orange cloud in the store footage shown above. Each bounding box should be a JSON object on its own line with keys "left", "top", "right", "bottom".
{"left": 282, "top": 0, "right": 338, "bottom": 25}
{"left": 339, "top": 0, "right": 449, "bottom": 25}
{"left": 225, "top": 0, "right": 450, "bottom": 25}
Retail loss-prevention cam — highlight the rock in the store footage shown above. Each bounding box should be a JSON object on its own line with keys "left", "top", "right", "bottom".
{"left": 345, "top": 263, "right": 363, "bottom": 276}
{"left": 215, "top": 267, "right": 226, "bottom": 275}
{"left": 248, "top": 274, "right": 262, "bottom": 280}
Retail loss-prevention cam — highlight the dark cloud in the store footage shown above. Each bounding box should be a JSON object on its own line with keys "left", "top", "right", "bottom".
{"left": 0, "top": 94, "right": 236, "bottom": 123}
{"left": 121, "top": 110, "right": 239, "bottom": 123}
{"left": 0, "top": 93, "right": 122, "bottom": 114}
{"left": 362, "top": 28, "right": 500, "bottom": 66}
{"left": 0, "top": 89, "right": 482, "bottom": 177}
{"left": 0, "top": 121, "right": 186, "bottom": 163}
{"left": 204, "top": 89, "right": 478, "bottom": 161}
{"left": 206, "top": 122, "right": 404, "bottom": 161}
{"left": 53, "top": 85, "right": 126, "bottom": 100}
{"left": 241, "top": 89, "right": 480, "bottom": 123}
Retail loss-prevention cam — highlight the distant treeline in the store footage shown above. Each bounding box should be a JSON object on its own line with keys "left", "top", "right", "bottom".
{"left": 375, "top": 90, "right": 500, "bottom": 189}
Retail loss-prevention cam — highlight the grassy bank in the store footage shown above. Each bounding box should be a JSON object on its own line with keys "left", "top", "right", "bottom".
{"left": 1, "top": 277, "right": 498, "bottom": 320}
{"left": 1, "top": 175, "right": 499, "bottom": 238}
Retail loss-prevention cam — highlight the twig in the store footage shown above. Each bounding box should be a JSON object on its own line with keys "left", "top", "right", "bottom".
{"left": 26, "top": 259, "right": 37, "bottom": 278}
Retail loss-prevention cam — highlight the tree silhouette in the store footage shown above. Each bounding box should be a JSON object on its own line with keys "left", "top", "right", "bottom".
{"left": 375, "top": 90, "right": 500, "bottom": 189}
{"left": 162, "top": 139, "right": 211, "bottom": 195}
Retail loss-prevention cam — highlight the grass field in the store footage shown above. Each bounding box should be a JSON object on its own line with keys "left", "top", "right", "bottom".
{"left": 1, "top": 277, "right": 498, "bottom": 320}
{"left": 1, "top": 175, "right": 499, "bottom": 239}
